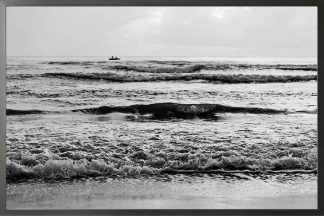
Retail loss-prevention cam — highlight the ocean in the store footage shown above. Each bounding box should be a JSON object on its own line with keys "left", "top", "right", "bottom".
{"left": 5, "top": 56, "right": 318, "bottom": 209}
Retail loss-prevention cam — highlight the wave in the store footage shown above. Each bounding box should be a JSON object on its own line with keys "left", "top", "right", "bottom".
{"left": 6, "top": 74, "right": 38, "bottom": 80}
{"left": 8, "top": 103, "right": 318, "bottom": 119}
{"left": 6, "top": 109, "right": 47, "bottom": 115}
{"left": 6, "top": 149, "right": 317, "bottom": 182}
{"left": 46, "top": 61, "right": 317, "bottom": 72}
{"left": 72, "top": 103, "right": 286, "bottom": 117}
{"left": 291, "top": 110, "right": 318, "bottom": 114}
{"left": 41, "top": 72, "right": 317, "bottom": 84}
{"left": 105, "top": 64, "right": 207, "bottom": 73}
{"left": 6, "top": 103, "right": 286, "bottom": 118}
{"left": 262, "top": 65, "right": 317, "bottom": 71}
{"left": 47, "top": 61, "right": 105, "bottom": 65}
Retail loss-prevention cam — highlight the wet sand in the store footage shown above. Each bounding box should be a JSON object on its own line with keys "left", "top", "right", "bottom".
{"left": 7, "top": 174, "right": 317, "bottom": 209}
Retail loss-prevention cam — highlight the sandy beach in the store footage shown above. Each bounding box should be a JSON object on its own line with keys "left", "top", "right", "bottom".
{"left": 7, "top": 174, "right": 317, "bottom": 209}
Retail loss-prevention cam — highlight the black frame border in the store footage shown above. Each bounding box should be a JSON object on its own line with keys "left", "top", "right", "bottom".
{"left": 0, "top": 0, "right": 322, "bottom": 215}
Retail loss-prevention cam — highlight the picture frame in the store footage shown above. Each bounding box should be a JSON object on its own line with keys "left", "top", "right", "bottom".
{"left": 0, "top": 0, "right": 322, "bottom": 215}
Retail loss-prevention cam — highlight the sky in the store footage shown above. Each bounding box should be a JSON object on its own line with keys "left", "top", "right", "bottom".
{"left": 7, "top": 7, "right": 317, "bottom": 57}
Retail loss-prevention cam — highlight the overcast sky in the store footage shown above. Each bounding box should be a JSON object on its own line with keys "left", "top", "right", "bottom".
{"left": 7, "top": 7, "right": 317, "bottom": 57}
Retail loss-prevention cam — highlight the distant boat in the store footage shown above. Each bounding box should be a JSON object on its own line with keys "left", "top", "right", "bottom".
{"left": 109, "top": 56, "right": 120, "bottom": 61}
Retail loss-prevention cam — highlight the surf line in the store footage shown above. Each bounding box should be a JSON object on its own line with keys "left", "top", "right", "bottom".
{"left": 160, "top": 168, "right": 317, "bottom": 175}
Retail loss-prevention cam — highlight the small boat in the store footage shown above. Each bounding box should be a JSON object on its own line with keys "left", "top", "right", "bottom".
{"left": 109, "top": 56, "right": 120, "bottom": 61}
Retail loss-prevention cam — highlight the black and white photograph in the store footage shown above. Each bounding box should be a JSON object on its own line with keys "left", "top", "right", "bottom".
{"left": 5, "top": 6, "right": 317, "bottom": 209}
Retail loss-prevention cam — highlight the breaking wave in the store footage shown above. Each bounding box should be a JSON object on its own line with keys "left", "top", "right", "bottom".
{"left": 41, "top": 72, "right": 317, "bottom": 84}
{"left": 6, "top": 149, "right": 317, "bottom": 182}
{"left": 6, "top": 103, "right": 287, "bottom": 118}
{"left": 7, "top": 103, "right": 318, "bottom": 119}
{"left": 72, "top": 103, "right": 286, "bottom": 116}
{"left": 105, "top": 64, "right": 317, "bottom": 73}
{"left": 46, "top": 61, "right": 317, "bottom": 72}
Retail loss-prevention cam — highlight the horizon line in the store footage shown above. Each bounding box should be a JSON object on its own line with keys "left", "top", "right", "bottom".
{"left": 6, "top": 55, "right": 318, "bottom": 58}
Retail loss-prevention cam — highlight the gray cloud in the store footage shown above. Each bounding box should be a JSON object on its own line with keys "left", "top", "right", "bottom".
{"left": 7, "top": 7, "right": 317, "bottom": 57}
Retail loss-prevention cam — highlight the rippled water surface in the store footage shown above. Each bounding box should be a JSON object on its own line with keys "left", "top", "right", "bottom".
{"left": 6, "top": 57, "right": 317, "bottom": 181}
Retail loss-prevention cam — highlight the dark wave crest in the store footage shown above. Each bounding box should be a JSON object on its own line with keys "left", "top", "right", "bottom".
{"left": 6, "top": 109, "right": 47, "bottom": 115}
{"left": 72, "top": 103, "right": 286, "bottom": 117}
{"left": 293, "top": 110, "right": 318, "bottom": 114}
{"left": 41, "top": 72, "right": 317, "bottom": 84}
{"left": 6, "top": 103, "right": 286, "bottom": 118}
